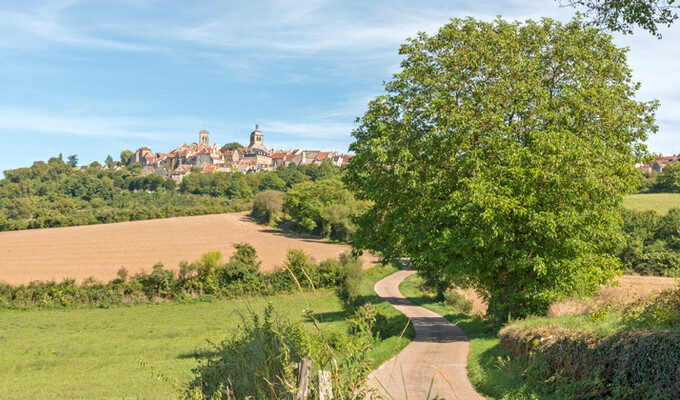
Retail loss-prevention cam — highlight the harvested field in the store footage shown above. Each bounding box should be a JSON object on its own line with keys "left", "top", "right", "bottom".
{"left": 447, "top": 275, "right": 677, "bottom": 318}
{"left": 0, "top": 213, "right": 378, "bottom": 285}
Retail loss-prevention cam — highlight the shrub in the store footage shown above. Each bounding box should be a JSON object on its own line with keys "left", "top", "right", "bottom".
{"left": 188, "top": 305, "right": 310, "bottom": 399}
{"left": 251, "top": 190, "right": 285, "bottom": 225}
{"left": 189, "top": 304, "right": 375, "bottom": 399}
{"left": 335, "top": 253, "right": 364, "bottom": 311}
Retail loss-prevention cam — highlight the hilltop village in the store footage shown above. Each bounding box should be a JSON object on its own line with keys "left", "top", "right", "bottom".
{"left": 126, "top": 125, "right": 353, "bottom": 182}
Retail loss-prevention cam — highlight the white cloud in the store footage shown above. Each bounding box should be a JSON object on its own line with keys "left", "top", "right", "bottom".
{"left": 0, "top": 107, "right": 202, "bottom": 142}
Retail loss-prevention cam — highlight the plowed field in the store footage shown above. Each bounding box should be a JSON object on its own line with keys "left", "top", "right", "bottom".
{"left": 0, "top": 213, "right": 378, "bottom": 285}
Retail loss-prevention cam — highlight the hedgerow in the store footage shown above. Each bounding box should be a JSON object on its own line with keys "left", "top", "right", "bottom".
{"left": 500, "top": 287, "right": 680, "bottom": 399}
{"left": 0, "top": 244, "right": 362, "bottom": 310}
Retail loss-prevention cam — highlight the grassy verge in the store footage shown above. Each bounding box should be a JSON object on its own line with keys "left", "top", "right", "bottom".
{"left": 398, "top": 274, "right": 567, "bottom": 400}
{"left": 0, "top": 265, "right": 409, "bottom": 399}
{"left": 623, "top": 193, "right": 680, "bottom": 215}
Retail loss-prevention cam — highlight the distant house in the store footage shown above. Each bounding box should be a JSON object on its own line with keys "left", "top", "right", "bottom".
{"left": 130, "top": 147, "right": 153, "bottom": 165}
{"left": 652, "top": 154, "right": 680, "bottom": 172}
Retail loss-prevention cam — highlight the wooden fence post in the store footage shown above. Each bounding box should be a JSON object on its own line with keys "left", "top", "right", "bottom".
{"left": 295, "top": 359, "right": 314, "bottom": 399}
{"left": 318, "top": 370, "right": 333, "bottom": 400}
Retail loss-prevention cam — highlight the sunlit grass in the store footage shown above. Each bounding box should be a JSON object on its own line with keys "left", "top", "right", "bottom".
{"left": 623, "top": 193, "right": 680, "bottom": 215}
{"left": 0, "top": 265, "right": 409, "bottom": 399}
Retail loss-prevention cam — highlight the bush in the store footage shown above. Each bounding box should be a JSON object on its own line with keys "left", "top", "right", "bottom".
{"left": 188, "top": 303, "right": 376, "bottom": 399}
{"left": 335, "top": 253, "right": 364, "bottom": 311}
{"left": 251, "top": 190, "right": 285, "bottom": 226}
{"left": 188, "top": 305, "right": 310, "bottom": 399}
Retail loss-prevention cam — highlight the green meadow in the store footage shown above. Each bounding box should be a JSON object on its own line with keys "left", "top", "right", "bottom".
{"left": 0, "top": 266, "right": 411, "bottom": 399}
{"left": 623, "top": 193, "right": 680, "bottom": 215}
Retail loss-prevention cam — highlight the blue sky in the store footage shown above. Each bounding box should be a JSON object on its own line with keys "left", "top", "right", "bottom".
{"left": 1, "top": 0, "right": 678, "bottom": 172}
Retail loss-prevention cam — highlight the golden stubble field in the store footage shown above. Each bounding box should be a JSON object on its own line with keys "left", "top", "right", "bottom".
{"left": 0, "top": 213, "right": 378, "bottom": 285}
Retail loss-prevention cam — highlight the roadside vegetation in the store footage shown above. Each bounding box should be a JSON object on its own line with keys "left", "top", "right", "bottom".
{"left": 401, "top": 272, "right": 680, "bottom": 399}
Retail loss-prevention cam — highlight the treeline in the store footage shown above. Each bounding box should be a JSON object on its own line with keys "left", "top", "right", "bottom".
{"left": 0, "top": 156, "right": 344, "bottom": 232}
{"left": 619, "top": 208, "right": 680, "bottom": 276}
{"left": 638, "top": 163, "right": 680, "bottom": 193}
{"left": 0, "top": 244, "right": 363, "bottom": 310}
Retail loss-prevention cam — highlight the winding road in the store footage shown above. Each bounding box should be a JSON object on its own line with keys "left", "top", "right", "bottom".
{"left": 366, "top": 270, "right": 485, "bottom": 400}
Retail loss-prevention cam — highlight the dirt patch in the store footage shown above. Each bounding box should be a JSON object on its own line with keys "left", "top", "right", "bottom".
{"left": 0, "top": 213, "right": 378, "bottom": 285}
{"left": 548, "top": 275, "right": 678, "bottom": 317}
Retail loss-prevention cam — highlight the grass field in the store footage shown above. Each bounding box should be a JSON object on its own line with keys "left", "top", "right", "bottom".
{"left": 623, "top": 193, "right": 680, "bottom": 215}
{"left": 0, "top": 212, "right": 378, "bottom": 285}
{"left": 0, "top": 266, "right": 410, "bottom": 399}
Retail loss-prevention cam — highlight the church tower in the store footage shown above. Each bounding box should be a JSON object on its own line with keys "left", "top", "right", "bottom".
{"left": 249, "top": 124, "right": 266, "bottom": 150}
{"left": 199, "top": 129, "right": 210, "bottom": 146}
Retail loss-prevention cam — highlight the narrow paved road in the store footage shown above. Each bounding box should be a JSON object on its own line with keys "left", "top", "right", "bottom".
{"left": 366, "top": 270, "right": 485, "bottom": 400}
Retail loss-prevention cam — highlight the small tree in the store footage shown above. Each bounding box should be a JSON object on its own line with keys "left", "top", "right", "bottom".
{"left": 67, "top": 154, "right": 78, "bottom": 167}
{"left": 105, "top": 155, "right": 116, "bottom": 168}
{"left": 221, "top": 142, "right": 244, "bottom": 152}
{"left": 230, "top": 242, "right": 261, "bottom": 275}
{"left": 345, "top": 17, "right": 658, "bottom": 323}
{"left": 120, "top": 150, "right": 133, "bottom": 166}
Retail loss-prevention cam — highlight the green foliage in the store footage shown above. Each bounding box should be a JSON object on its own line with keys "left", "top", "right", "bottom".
{"left": 189, "top": 291, "right": 384, "bottom": 399}
{"left": 619, "top": 208, "right": 680, "bottom": 276}
{"left": 120, "top": 150, "right": 133, "bottom": 166}
{"left": 251, "top": 190, "right": 285, "bottom": 225}
{"left": 335, "top": 253, "right": 365, "bottom": 311}
{"left": 623, "top": 287, "right": 680, "bottom": 329}
{"left": 345, "top": 17, "right": 658, "bottom": 323}
{"left": 500, "top": 326, "right": 680, "bottom": 399}
{"left": 221, "top": 142, "right": 243, "bottom": 152}
{"left": 283, "top": 176, "right": 370, "bottom": 241}
{"left": 656, "top": 162, "right": 680, "bottom": 192}
{"left": 188, "top": 304, "right": 311, "bottom": 399}
{"left": 67, "top": 154, "right": 78, "bottom": 167}
{"left": 179, "top": 171, "right": 253, "bottom": 200}
{"left": 0, "top": 159, "right": 241, "bottom": 232}
{"left": 0, "top": 246, "right": 362, "bottom": 310}
{"left": 560, "top": 0, "right": 679, "bottom": 38}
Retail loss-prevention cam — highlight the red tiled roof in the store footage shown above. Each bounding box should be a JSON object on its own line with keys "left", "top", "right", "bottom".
{"left": 315, "top": 152, "right": 330, "bottom": 161}
{"left": 271, "top": 152, "right": 287, "bottom": 159}
{"left": 202, "top": 165, "right": 217, "bottom": 173}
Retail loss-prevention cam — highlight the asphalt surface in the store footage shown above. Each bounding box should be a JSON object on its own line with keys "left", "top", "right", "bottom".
{"left": 365, "top": 270, "right": 485, "bottom": 400}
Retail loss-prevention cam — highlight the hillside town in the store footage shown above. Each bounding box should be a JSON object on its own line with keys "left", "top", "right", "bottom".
{"left": 637, "top": 153, "right": 680, "bottom": 173}
{"left": 124, "top": 125, "right": 353, "bottom": 182}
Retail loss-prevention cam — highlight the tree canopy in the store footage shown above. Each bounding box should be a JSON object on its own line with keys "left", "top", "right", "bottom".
{"left": 344, "top": 17, "right": 658, "bottom": 323}
{"left": 221, "top": 142, "right": 244, "bottom": 152}
{"left": 560, "top": 0, "right": 679, "bottom": 38}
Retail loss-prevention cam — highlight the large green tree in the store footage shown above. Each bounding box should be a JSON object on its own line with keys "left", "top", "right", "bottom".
{"left": 344, "top": 17, "right": 658, "bottom": 323}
